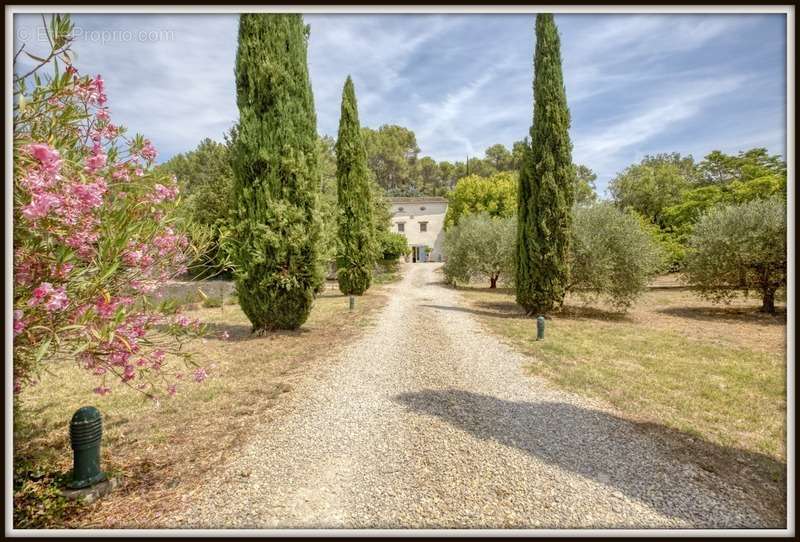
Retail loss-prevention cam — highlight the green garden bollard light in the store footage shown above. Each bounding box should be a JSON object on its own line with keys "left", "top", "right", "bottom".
{"left": 536, "top": 316, "right": 545, "bottom": 341}
{"left": 349, "top": 295, "right": 355, "bottom": 311}
{"left": 68, "top": 406, "right": 106, "bottom": 489}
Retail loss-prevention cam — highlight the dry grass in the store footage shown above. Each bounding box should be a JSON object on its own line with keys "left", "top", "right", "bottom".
{"left": 455, "top": 278, "right": 787, "bottom": 519}
{"left": 13, "top": 284, "right": 390, "bottom": 528}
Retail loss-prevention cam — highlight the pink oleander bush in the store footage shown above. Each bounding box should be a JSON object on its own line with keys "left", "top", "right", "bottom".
{"left": 13, "top": 16, "right": 205, "bottom": 399}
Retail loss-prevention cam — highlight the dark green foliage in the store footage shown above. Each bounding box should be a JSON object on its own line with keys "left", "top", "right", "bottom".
{"left": 683, "top": 197, "right": 786, "bottom": 314}
{"left": 229, "top": 14, "right": 322, "bottom": 331}
{"left": 157, "top": 137, "right": 234, "bottom": 279}
{"left": 570, "top": 204, "right": 664, "bottom": 310}
{"left": 377, "top": 231, "right": 410, "bottom": 261}
{"left": 516, "top": 14, "right": 575, "bottom": 315}
{"left": 335, "top": 76, "right": 376, "bottom": 295}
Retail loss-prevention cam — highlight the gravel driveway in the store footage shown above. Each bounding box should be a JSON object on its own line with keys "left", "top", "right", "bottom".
{"left": 170, "top": 263, "right": 774, "bottom": 529}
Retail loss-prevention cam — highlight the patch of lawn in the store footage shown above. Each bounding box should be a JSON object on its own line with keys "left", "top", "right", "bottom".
{"left": 13, "top": 285, "right": 389, "bottom": 528}
{"left": 456, "top": 281, "right": 786, "bottom": 519}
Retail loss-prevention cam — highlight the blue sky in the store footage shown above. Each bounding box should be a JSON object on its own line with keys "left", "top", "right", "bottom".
{"left": 14, "top": 12, "right": 787, "bottom": 196}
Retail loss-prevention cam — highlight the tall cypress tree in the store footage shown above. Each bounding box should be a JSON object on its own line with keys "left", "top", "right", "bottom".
{"left": 335, "top": 76, "right": 376, "bottom": 295}
{"left": 516, "top": 14, "right": 575, "bottom": 315}
{"left": 230, "top": 14, "right": 322, "bottom": 331}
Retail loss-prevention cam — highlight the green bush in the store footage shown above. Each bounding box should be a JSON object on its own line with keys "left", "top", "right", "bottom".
{"left": 378, "top": 231, "right": 410, "bottom": 261}
{"left": 569, "top": 203, "right": 664, "bottom": 310}
{"left": 683, "top": 197, "right": 786, "bottom": 313}
{"left": 443, "top": 213, "right": 515, "bottom": 288}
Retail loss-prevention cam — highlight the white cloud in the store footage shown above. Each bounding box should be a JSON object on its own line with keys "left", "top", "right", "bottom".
{"left": 12, "top": 13, "right": 785, "bottom": 186}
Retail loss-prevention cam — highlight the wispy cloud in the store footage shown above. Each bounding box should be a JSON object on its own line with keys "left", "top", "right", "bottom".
{"left": 12, "top": 12, "right": 786, "bottom": 191}
{"left": 574, "top": 76, "right": 748, "bottom": 173}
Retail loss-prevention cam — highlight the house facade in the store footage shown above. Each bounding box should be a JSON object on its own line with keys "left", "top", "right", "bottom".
{"left": 387, "top": 197, "right": 448, "bottom": 263}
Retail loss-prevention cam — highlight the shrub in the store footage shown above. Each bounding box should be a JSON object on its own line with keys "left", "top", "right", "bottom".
{"left": 683, "top": 197, "right": 786, "bottom": 313}
{"left": 13, "top": 15, "right": 204, "bottom": 397}
{"left": 443, "top": 213, "right": 515, "bottom": 288}
{"left": 569, "top": 204, "right": 664, "bottom": 310}
{"left": 378, "top": 231, "right": 410, "bottom": 261}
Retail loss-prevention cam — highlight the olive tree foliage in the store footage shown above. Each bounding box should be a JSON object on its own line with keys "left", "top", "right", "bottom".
{"left": 443, "top": 213, "right": 515, "bottom": 289}
{"left": 683, "top": 197, "right": 786, "bottom": 314}
{"left": 569, "top": 204, "right": 664, "bottom": 310}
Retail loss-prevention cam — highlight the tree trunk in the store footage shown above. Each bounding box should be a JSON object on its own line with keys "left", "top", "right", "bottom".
{"left": 761, "top": 288, "right": 776, "bottom": 314}
{"left": 490, "top": 275, "right": 498, "bottom": 289}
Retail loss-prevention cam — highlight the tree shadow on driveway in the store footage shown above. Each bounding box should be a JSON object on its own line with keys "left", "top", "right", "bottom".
{"left": 393, "top": 388, "right": 784, "bottom": 528}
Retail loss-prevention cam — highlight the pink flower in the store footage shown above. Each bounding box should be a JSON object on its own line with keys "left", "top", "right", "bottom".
{"left": 84, "top": 145, "right": 108, "bottom": 173}
{"left": 30, "top": 282, "right": 54, "bottom": 302}
{"left": 193, "top": 368, "right": 208, "bottom": 383}
{"left": 93, "top": 75, "right": 105, "bottom": 95}
{"left": 26, "top": 143, "right": 62, "bottom": 174}
{"left": 112, "top": 165, "right": 130, "bottom": 181}
{"left": 167, "top": 383, "right": 177, "bottom": 396}
{"left": 33, "top": 282, "right": 53, "bottom": 303}
{"left": 93, "top": 386, "right": 112, "bottom": 396}
{"left": 20, "top": 171, "right": 51, "bottom": 192}
{"left": 96, "top": 108, "right": 110, "bottom": 122}
{"left": 21, "top": 192, "right": 61, "bottom": 221}
{"left": 122, "top": 364, "right": 136, "bottom": 382}
{"left": 72, "top": 179, "right": 107, "bottom": 208}
{"left": 175, "top": 314, "right": 191, "bottom": 327}
{"left": 44, "top": 286, "right": 68, "bottom": 311}
{"left": 94, "top": 297, "right": 117, "bottom": 318}
{"left": 140, "top": 139, "right": 157, "bottom": 162}
{"left": 13, "top": 310, "right": 26, "bottom": 336}
{"left": 150, "top": 183, "right": 179, "bottom": 203}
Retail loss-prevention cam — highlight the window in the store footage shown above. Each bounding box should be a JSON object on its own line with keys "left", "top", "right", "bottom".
{"left": 397, "top": 222, "right": 405, "bottom": 232}
{"left": 419, "top": 222, "right": 428, "bottom": 232}
{"left": 420, "top": 206, "right": 426, "bottom": 211}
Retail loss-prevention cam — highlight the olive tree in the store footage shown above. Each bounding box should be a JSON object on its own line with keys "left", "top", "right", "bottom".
{"left": 683, "top": 197, "right": 786, "bottom": 313}
{"left": 443, "top": 213, "right": 515, "bottom": 288}
{"left": 569, "top": 203, "right": 664, "bottom": 310}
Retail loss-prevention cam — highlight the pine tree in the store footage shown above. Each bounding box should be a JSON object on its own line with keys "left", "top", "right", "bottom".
{"left": 516, "top": 14, "right": 575, "bottom": 315}
{"left": 229, "top": 14, "right": 322, "bottom": 331}
{"left": 335, "top": 76, "right": 376, "bottom": 295}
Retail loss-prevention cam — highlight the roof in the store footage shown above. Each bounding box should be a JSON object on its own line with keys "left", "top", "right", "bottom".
{"left": 386, "top": 197, "right": 448, "bottom": 204}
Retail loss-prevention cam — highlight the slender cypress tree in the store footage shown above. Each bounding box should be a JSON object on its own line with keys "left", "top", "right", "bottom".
{"left": 516, "top": 13, "right": 575, "bottom": 315}
{"left": 335, "top": 76, "right": 376, "bottom": 295}
{"left": 230, "top": 14, "right": 322, "bottom": 331}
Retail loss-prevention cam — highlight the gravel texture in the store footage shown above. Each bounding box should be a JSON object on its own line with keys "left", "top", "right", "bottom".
{"left": 170, "top": 263, "right": 772, "bottom": 529}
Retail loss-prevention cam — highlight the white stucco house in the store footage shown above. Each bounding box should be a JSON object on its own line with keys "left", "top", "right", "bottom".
{"left": 388, "top": 197, "right": 448, "bottom": 263}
